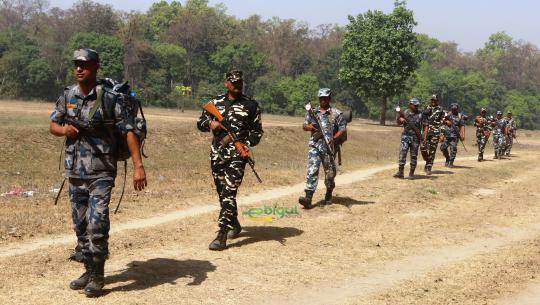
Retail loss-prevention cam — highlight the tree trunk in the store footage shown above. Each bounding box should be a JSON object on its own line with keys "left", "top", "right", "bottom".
{"left": 379, "top": 96, "right": 387, "bottom": 125}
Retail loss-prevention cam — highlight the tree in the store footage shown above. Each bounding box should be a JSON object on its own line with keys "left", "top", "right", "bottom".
{"left": 340, "top": 1, "right": 420, "bottom": 125}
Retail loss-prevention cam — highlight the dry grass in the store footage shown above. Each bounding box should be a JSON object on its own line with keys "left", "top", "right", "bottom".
{"left": 0, "top": 100, "right": 538, "bottom": 244}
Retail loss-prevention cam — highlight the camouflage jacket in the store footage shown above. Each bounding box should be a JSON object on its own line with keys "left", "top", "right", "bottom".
{"left": 304, "top": 106, "right": 347, "bottom": 151}
{"left": 422, "top": 105, "right": 445, "bottom": 135}
{"left": 505, "top": 118, "right": 516, "bottom": 133}
{"left": 493, "top": 118, "right": 508, "bottom": 136}
{"left": 50, "top": 83, "right": 134, "bottom": 179}
{"left": 400, "top": 109, "right": 422, "bottom": 138}
{"left": 197, "top": 94, "right": 263, "bottom": 161}
{"left": 442, "top": 112, "right": 465, "bottom": 138}
{"left": 475, "top": 115, "right": 492, "bottom": 133}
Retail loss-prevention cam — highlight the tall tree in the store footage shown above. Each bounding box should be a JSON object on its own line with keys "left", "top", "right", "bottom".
{"left": 340, "top": 1, "right": 420, "bottom": 125}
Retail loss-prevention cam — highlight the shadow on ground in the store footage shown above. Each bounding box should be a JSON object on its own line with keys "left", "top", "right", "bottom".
{"left": 431, "top": 170, "right": 454, "bottom": 175}
{"left": 227, "top": 226, "right": 303, "bottom": 248}
{"left": 105, "top": 258, "right": 216, "bottom": 293}
{"left": 450, "top": 165, "right": 474, "bottom": 169}
{"left": 409, "top": 175, "right": 438, "bottom": 180}
{"left": 322, "top": 196, "right": 375, "bottom": 209}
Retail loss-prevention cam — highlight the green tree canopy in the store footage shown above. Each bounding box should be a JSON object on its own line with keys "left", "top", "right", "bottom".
{"left": 340, "top": 1, "right": 420, "bottom": 125}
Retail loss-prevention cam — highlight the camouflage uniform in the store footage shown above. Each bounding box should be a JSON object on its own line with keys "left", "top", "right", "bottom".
{"left": 421, "top": 105, "right": 445, "bottom": 171}
{"left": 492, "top": 117, "right": 508, "bottom": 158}
{"left": 475, "top": 114, "right": 491, "bottom": 160}
{"left": 197, "top": 94, "right": 263, "bottom": 231}
{"left": 504, "top": 117, "right": 516, "bottom": 155}
{"left": 303, "top": 106, "right": 347, "bottom": 193}
{"left": 398, "top": 109, "right": 422, "bottom": 168}
{"left": 51, "top": 82, "right": 134, "bottom": 259}
{"left": 440, "top": 112, "right": 465, "bottom": 164}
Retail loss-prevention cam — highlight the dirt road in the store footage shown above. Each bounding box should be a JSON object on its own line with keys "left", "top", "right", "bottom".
{"left": 2, "top": 150, "right": 540, "bottom": 305}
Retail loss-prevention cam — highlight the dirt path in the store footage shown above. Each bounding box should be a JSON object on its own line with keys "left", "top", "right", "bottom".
{"left": 0, "top": 161, "right": 400, "bottom": 257}
{"left": 496, "top": 282, "right": 540, "bottom": 305}
{"left": 2, "top": 152, "right": 539, "bottom": 305}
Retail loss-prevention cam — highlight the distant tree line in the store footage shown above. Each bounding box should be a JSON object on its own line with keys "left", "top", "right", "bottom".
{"left": 1, "top": 0, "right": 539, "bottom": 128}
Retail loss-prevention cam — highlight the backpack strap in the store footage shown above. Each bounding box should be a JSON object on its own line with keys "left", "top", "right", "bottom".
{"left": 88, "top": 85, "right": 103, "bottom": 120}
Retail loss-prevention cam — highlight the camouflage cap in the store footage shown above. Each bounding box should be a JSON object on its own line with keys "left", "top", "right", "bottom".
{"left": 225, "top": 70, "right": 243, "bottom": 83}
{"left": 496, "top": 110, "right": 503, "bottom": 115}
{"left": 507, "top": 111, "right": 512, "bottom": 114}
{"left": 431, "top": 94, "right": 439, "bottom": 101}
{"left": 318, "top": 88, "right": 332, "bottom": 97}
{"left": 73, "top": 48, "right": 99, "bottom": 62}
{"left": 450, "top": 103, "right": 459, "bottom": 110}
{"left": 409, "top": 98, "right": 420, "bottom": 106}
{"left": 481, "top": 108, "right": 487, "bottom": 112}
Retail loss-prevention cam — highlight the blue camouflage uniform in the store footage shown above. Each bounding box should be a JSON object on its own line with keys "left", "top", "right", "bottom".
{"left": 492, "top": 116, "right": 508, "bottom": 158}
{"left": 440, "top": 112, "right": 465, "bottom": 164}
{"left": 398, "top": 109, "right": 422, "bottom": 168}
{"left": 303, "top": 106, "right": 347, "bottom": 192}
{"left": 51, "top": 83, "right": 134, "bottom": 259}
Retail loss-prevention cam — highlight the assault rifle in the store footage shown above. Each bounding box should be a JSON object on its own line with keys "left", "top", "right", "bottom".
{"left": 202, "top": 102, "right": 262, "bottom": 183}
{"left": 304, "top": 102, "right": 337, "bottom": 167}
{"left": 395, "top": 106, "right": 427, "bottom": 161}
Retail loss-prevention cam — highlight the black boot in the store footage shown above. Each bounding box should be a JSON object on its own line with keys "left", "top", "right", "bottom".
{"left": 83, "top": 257, "right": 105, "bottom": 297}
{"left": 478, "top": 153, "right": 483, "bottom": 162}
{"left": 298, "top": 190, "right": 314, "bottom": 209}
{"left": 448, "top": 160, "right": 454, "bottom": 168}
{"left": 69, "top": 259, "right": 91, "bottom": 290}
{"left": 227, "top": 217, "right": 242, "bottom": 239}
{"left": 408, "top": 166, "right": 416, "bottom": 179}
{"left": 323, "top": 189, "right": 333, "bottom": 205}
{"left": 393, "top": 165, "right": 404, "bottom": 179}
{"left": 209, "top": 228, "right": 228, "bottom": 251}
{"left": 425, "top": 165, "right": 432, "bottom": 175}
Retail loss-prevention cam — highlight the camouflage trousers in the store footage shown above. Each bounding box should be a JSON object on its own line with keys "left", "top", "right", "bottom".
{"left": 304, "top": 145, "right": 336, "bottom": 192}
{"left": 69, "top": 177, "right": 114, "bottom": 259}
{"left": 476, "top": 130, "right": 488, "bottom": 157}
{"left": 440, "top": 137, "right": 458, "bottom": 162}
{"left": 421, "top": 133, "right": 440, "bottom": 167}
{"left": 211, "top": 157, "right": 247, "bottom": 230}
{"left": 493, "top": 133, "right": 506, "bottom": 157}
{"left": 505, "top": 136, "right": 513, "bottom": 155}
{"left": 398, "top": 134, "right": 420, "bottom": 167}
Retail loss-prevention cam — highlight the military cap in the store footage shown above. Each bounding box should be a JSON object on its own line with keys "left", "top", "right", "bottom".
{"left": 431, "top": 94, "right": 439, "bottom": 101}
{"left": 318, "top": 88, "right": 332, "bottom": 97}
{"left": 481, "top": 108, "right": 487, "bottom": 112}
{"left": 496, "top": 110, "right": 503, "bottom": 115}
{"left": 225, "top": 70, "right": 243, "bottom": 83}
{"left": 409, "top": 98, "right": 420, "bottom": 106}
{"left": 507, "top": 111, "right": 512, "bottom": 114}
{"left": 73, "top": 48, "right": 99, "bottom": 62}
{"left": 450, "top": 103, "right": 459, "bottom": 110}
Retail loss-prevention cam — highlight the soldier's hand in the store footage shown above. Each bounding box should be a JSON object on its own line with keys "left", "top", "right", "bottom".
{"left": 133, "top": 165, "right": 147, "bottom": 191}
{"left": 303, "top": 124, "right": 318, "bottom": 132}
{"left": 63, "top": 125, "right": 79, "bottom": 138}
{"left": 398, "top": 117, "right": 406, "bottom": 124}
{"left": 210, "top": 120, "right": 223, "bottom": 131}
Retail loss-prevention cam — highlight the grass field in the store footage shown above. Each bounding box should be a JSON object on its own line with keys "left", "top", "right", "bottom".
{"left": 0, "top": 100, "right": 407, "bottom": 241}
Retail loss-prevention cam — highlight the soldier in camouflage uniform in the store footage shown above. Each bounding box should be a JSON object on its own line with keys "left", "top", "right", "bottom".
{"left": 421, "top": 94, "right": 445, "bottom": 175}
{"left": 492, "top": 111, "right": 509, "bottom": 159}
{"left": 197, "top": 70, "right": 263, "bottom": 251}
{"left": 393, "top": 98, "right": 422, "bottom": 179}
{"left": 298, "top": 88, "right": 347, "bottom": 208}
{"left": 504, "top": 111, "right": 517, "bottom": 156}
{"left": 440, "top": 103, "right": 465, "bottom": 168}
{"left": 50, "top": 49, "right": 147, "bottom": 297}
{"left": 474, "top": 108, "right": 491, "bottom": 161}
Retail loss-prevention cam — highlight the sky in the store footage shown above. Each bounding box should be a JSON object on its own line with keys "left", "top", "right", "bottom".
{"left": 46, "top": 0, "right": 540, "bottom": 52}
